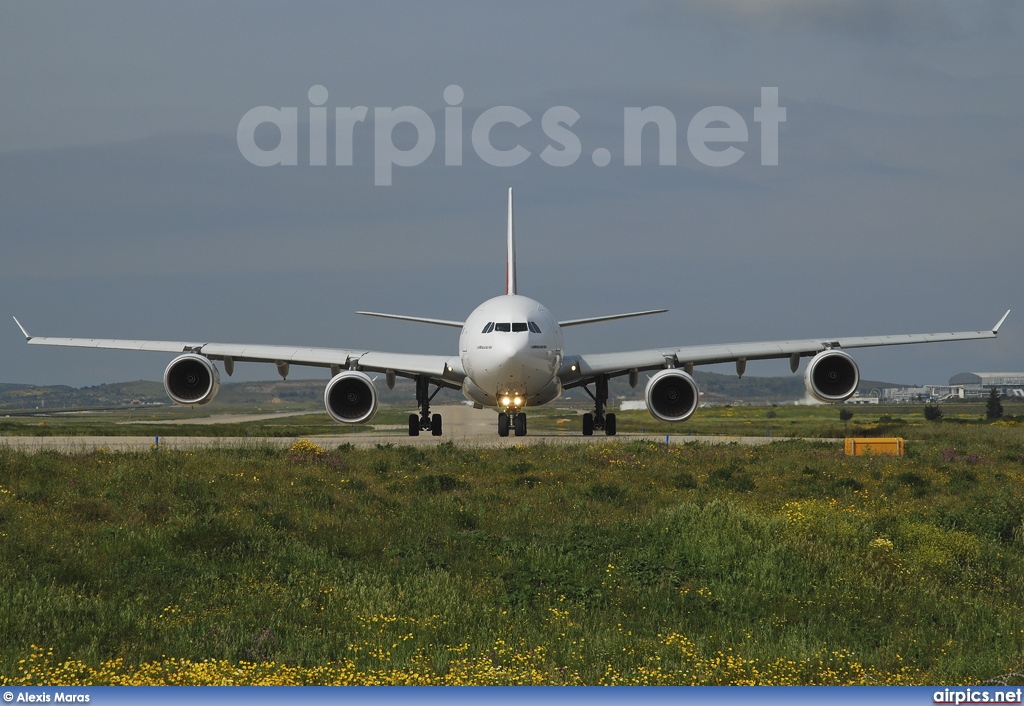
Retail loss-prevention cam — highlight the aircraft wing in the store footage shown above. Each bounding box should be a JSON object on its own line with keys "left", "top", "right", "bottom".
{"left": 13, "top": 319, "right": 464, "bottom": 386}
{"left": 558, "top": 311, "right": 1010, "bottom": 385}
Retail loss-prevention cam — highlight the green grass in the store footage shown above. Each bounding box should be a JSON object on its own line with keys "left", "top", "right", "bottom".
{"left": 607, "top": 401, "right": 1024, "bottom": 439}
{"left": 1, "top": 423, "right": 1023, "bottom": 684}
{"left": 0, "top": 410, "right": 406, "bottom": 437}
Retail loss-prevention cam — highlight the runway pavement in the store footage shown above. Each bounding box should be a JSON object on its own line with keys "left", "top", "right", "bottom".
{"left": 0, "top": 405, "right": 838, "bottom": 451}
{"left": 121, "top": 410, "right": 315, "bottom": 425}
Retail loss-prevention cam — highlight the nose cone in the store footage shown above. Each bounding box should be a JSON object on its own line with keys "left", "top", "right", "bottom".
{"left": 467, "top": 334, "right": 551, "bottom": 398}
{"left": 496, "top": 336, "right": 531, "bottom": 383}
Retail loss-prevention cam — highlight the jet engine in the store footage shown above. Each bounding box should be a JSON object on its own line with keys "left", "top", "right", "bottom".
{"left": 645, "top": 369, "right": 699, "bottom": 422}
{"left": 804, "top": 350, "right": 860, "bottom": 403}
{"left": 324, "top": 370, "right": 378, "bottom": 424}
{"left": 163, "top": 353, "right": 220, "bottom": 406}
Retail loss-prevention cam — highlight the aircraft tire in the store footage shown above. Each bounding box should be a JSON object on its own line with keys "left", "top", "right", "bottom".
{"left": 582, "top": 413, "right": 594, "bottom": 436}
{"left": 431, "top": 413, "right": 442, "bottom": 436}
{"left": 498, "top": 412, "right": 510, "bottom": 437}
{"left": 514, "top": 413, "right": 527, "bottom": 436}
{"left": 605, "top": 413, "right": 616, "bottom": 436}
{"left": 408, "top": 414, "right": 420, "bottom": 437}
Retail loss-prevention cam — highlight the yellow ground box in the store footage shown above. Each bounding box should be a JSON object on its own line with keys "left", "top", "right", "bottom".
{"left": 844, "top": 437, "right": 905, "bottom": 457}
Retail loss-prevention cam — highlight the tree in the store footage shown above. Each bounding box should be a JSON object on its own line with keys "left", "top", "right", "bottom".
{"left": 986, "top": 388, "right": 1004, "bottom": 420}
{"left": 839, "top": 408, "right": 854, "bottom": 422}
{"left": 924, "top": 404, "right": 943, "bottom": 421}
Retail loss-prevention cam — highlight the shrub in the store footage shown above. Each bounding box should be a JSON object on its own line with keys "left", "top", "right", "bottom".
{"left": 896, "top": 472, "right": 931, "bottom": 496}
{"left": 946, "top": 469, "right": 977, "bottom": 494}
{"left": 672, "top": 471, "right": 698, "bottom": 489}
{"left": 830, "top": 477, "right": 864, "bottom": 493}
{"left": 416, "top": 474, "right": 462, "bottom": 494}
{"left": 586, "top": 482, "right": 625, "bottom": 502}
{"left": 289, "top": 439, "right": 325, "bottom": 456}
{"left": 987, "top": 388, "right": 1004, "bottom": 420}
{"left": 707, "top": 464, "right": 756, "bottom": 492}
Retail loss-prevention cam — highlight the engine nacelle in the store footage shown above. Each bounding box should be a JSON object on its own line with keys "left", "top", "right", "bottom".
{"left": 163, "top": 353, "right": 220, "bottom": 406}
{"left": 804, "top": 350, "right": 860, "bottom": 403}
{"left": 645, "top": 369, "right": 700, "bottom": 422}
{"left": 324, "top": 370, "right": 378, "bottom": 424}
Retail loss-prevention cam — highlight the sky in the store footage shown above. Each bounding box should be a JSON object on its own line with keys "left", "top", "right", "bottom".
{"left": 1, "top": 0, "right": 1021, "bottom": 389}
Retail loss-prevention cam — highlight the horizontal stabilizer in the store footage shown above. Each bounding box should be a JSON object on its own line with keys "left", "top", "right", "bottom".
{"left": 559, "top": 309, "right": 668, "bottom": 328}
{"left": 357, "top": 311, "right": 465, "bottom": 328}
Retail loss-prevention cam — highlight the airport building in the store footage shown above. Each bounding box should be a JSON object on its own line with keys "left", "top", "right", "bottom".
{"left": 946, "top": 373, "right": 1024, "bottom": 399}
{"left": 872, "top": 373, "right": 1024, "bottom": 403}
{"left": 879, "top": 386, "right": 944, "bottom": 403}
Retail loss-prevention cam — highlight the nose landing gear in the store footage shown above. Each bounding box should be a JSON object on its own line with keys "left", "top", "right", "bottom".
{"left": 497, "top": 411, "right": 527, "bottom": 437}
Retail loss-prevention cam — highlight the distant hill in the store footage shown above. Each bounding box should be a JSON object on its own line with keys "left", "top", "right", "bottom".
{"left": 0, "top": 381, "right": 168, "bottom": 411}
{"left": 0, "top": 377, "right": 460, "bottom": 412}
{"left": 0, "top": 372, "right": 902, "bottom": 412}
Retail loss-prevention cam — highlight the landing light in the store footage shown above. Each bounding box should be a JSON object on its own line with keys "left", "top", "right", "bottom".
{"left": 502, "top": 396, "right": 511, "bottom": 406}
{"left": 513, "top": 396, "right": 522, "bottom": 406}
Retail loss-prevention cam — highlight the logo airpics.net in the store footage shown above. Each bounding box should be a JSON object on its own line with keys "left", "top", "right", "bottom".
{"left": 237, "top": 85, "right": 786, "bottom": 185}
{"left": 934, "top": 689, "right": 1023, "bottom": 705}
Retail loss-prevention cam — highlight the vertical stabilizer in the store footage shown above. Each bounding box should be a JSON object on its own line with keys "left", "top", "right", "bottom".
{"left": 506, "top": 187, "right": 517, "bottom": 295}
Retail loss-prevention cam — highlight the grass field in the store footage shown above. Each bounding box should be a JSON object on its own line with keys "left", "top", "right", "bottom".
{"left": 1, "top": 406, "right": 1023, "bottom": 685}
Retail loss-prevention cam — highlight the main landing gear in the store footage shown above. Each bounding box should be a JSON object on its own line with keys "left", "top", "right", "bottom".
{"left": 408, "top": 376, "right": 442, "bottom": 437}
{"left": 497, "top": 411, "right": 527, "bottom": 437}
{"left": 581, "top": 375, "right": 616, "bottom": 436}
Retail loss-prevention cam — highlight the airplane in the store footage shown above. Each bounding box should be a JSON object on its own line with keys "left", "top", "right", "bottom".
{"left": 13, "top": 189, "right": 1010, "bottom": 438}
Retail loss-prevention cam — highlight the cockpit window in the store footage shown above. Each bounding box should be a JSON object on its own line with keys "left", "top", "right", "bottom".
{"left": 512, "top": 322, "right": 528, "bottom": 332}
{"left": 528, "top": 322, "right": 541, "bottom": 333}
{"left": 481, "top": 322, "right": 494, "bottom": 333}
{"left": 494, "top": 322, "right": 511, "bottom": 332}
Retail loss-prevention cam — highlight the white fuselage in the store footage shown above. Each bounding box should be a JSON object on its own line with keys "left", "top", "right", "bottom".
{"left": 459, "top": 294, "right": 564, "bottom": 411}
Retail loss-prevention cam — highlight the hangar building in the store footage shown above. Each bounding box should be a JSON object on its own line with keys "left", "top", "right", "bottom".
{"left": 947, "top": 373, "right": 1024, "bottom": 399}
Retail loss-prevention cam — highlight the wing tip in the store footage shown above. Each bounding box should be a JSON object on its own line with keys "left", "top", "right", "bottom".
{"left": 994, "top": 309, "right": 1011, "bottom": 334}
{"left": 12, "top": 316, "right": 31, "bottom": 340}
